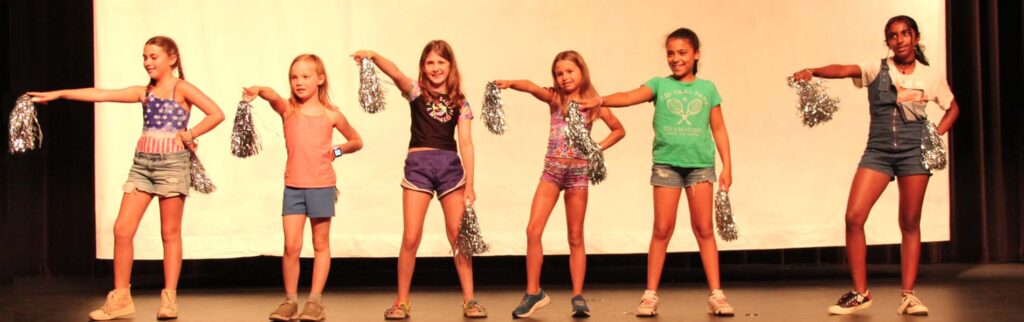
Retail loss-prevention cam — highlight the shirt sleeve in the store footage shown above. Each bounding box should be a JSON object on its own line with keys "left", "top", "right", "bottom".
{"left": 642, "top": 77, "right": 662, "bottom": 96}
{"left": 853, "top": 59, "right": 881, "bottom": 88}
{"left": 459, "top": 101, "right": 474, "bottom": 121}
{"left": 932, "top": 74, "right": 955, "bottom": 110}
{"left": 403, "top": 82, "right": 422, "bottom": 102}
{"left": 708, "top": 81, "right": 723, "bottom": 107}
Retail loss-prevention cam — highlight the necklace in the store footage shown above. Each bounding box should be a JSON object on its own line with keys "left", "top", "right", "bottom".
{"left": 894, "top": 59, "right": 915, "bottom": 74}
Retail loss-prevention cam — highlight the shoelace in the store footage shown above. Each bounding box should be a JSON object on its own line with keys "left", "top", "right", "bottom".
{"left": 101, "top": 292, "right": 117, "bottom": 313}
{"left": 903, "top": 294, "right": 922, "bottom": 306}
{"left": 640, "top": 296, "right": 657, "bottom": 306}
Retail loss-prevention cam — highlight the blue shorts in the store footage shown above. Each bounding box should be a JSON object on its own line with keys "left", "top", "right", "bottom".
{"left": 282, "top": 186, "right": 337, "bottom": 218}
{"left": 650, "top": 164, "right": 716, "bottom": 188}
{"left": 858, "top": 145, "right": 931, "bottom": 180}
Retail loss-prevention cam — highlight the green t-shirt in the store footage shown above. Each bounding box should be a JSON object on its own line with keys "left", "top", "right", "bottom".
{"left": 643, "top": 76, "right": 722, "bottom": 168}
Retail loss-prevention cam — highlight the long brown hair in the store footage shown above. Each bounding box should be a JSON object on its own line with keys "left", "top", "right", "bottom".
{"left": 145, "top": 36, "right": 184, "bottom": 87}
{"left": 417, "top": 40, "right": 466, "bottom": 109}
{"left": 550, "top": 50, "right": 599, "bottom": 123}
{"left": 287, "top": 54, "right": 336, "bottom": 112}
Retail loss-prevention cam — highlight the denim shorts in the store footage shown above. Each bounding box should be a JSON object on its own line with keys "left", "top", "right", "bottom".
{"left": 650, "top": 164, "right": 716, "bottom": 188}
{"left": 282, "top": 186, "right": 337, "bottom": 218}
{"left": 401, "top": 150, "right": 465, "bottom": 199}
{"left": 541, "top": 157, "right": 589, "bottom": 190}
{"left": 123, "top": 151, "right": 191, "bottom": 197}
{"left": 858, "top": 145, "right": 931, "bottom": 180}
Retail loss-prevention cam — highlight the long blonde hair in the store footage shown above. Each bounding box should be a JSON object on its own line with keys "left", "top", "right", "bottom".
{"left": 550, "top": 50, "right": 599, "bottom": 123}
{"left": 287, "top": 54, "right": 337, "bottom": 113}
{"left": 417, "top": 40, "right": 466, "bottom": 109}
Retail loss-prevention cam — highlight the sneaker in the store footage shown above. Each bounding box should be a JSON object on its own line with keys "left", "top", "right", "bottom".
{"left": 707, "top": 289, "right": 735, "bottom": 316}
{"left": 512, "top": 289, "right": 550, "bottom": 318}
{"left": 88, "top": 288, "right": 135, "bottom": 321}
{"left": 269, "top": 298, "right": 299, "bottom": 321}
{"left": 298, "top": 301, "right": 327, "bottom": 321}
{"left": 384, "top": 301, "right": 410, "bottom": 320}
{"left": 571, "top": 294, "right": 590, "bottom": 318}
{"left": 636, "top": 290, "right": 658, "bottom": 317}
{"left": 897, "top": 291, "right": 929, "bottom": 315}
{"left": 463, "top": 299, "right": 488, "bottom": 318}
{"left": 827, "top": 290, "right": 872, "bottom": 315}
{"left": 156, "top": 289, "right": 178, "bottom": 320}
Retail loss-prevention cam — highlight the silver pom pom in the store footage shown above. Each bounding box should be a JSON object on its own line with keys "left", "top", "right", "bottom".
{"left": 189, "top": 152, "right": 216, "bottom": 194}
{"left": 564, "top": 101, "right": 607, "bottom": 184}
{"left": 358, "top": 57, "right": 386, "bottom": 114}
{"left": 454, "top": 204, "right": 489, "bottom": 257}
{"left": 787, "top": 76, "right": 841, "bottom": 127}
{"left": 8, "top": 94, "right": 43, "bottom": 154}
{"left": 714, "top": 190, "right": 739, "bottom": 241}
{"left": 481, "top": 81, "right": 506, "bottom": 135}
{"left": 921, "top": 121, "right": 947, "bottom": 171}
{"left": 230, "top": 100, "right": 261, "bottom": 158}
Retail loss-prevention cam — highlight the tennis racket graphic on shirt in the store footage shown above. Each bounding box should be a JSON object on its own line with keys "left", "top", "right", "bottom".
{"left": 667, "top": 98, "right": 703, "bottom": 125}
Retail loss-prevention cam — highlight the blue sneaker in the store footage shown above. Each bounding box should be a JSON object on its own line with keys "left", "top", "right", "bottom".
{"left": 571, "top": 295, "right": 590, "bottom": 318}
{"left": 512, "top": 289, "right": 550, "bottom": 318}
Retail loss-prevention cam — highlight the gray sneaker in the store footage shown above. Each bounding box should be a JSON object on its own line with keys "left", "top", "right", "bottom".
{"left": 298, "top": 301, "right": 326, "bottom": 321}
{"left": 269, "top": 298, "right": 299, "bottom": 321}
{"left": 512, "top": 289, "right": 550, "bottom": 318}
{"left": 571, "top": 294, "right": 590, "bottom": 318}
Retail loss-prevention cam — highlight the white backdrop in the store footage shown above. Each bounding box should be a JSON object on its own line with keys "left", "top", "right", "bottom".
{"left": 94, "top": 0, "right": 950, "bottom": 259}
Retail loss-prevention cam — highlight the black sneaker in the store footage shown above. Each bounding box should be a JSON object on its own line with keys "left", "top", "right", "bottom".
{"left": 571, "top": 295, "right": 590, "bottom": 318}
{"left": 827, "top": 290, "right": 872, "bottom": 315}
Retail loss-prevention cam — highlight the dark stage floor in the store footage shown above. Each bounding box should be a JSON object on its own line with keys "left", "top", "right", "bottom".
{"left": 2, "top": 264, "right": 1022, "bottom": 322}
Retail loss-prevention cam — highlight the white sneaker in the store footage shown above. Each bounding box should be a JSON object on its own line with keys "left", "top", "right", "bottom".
{"left": 707, "top": 289, "right": 735, "bottom": 316}
{"left": 897, "top": 291, "right": 929, "bottom": 315}
{"left": 636, "top": 290, "right": 659, "bottom": 317}
{"left": 88, "top": 288, "right": 135, "bottom": 321}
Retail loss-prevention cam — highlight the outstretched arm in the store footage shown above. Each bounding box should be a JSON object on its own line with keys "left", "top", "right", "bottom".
{"left": 352, "top": 50, "right": 414, "bottom": 97}
{"left": 243, "top": 86, "right": 288, "bottom": 117}
{"left": 27, "top": 86, "right": 146, "bottom": 104}
{"left": 792, "top": 64, "right": 862, "bottom": 81}
{"left": 578, "top": 85, "right": 655, "bottom": 109}
{"left": 493, "top": 79, "right": 555, "bottom": 105}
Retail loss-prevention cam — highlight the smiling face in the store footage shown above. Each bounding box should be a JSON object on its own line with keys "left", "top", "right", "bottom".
{"left": 289, "top": 59, "right": 324, "bottom": 102}
{"left": 553, "top": 59, "right": 583, "bottom": 96}
{"left": 142, "top": 44, "right": 176, "bottom": 80}
{"left": 885, "top": 20, "right": 920, "bottom": 64}
{"left": 665, "top": 38, "right": 699, "bottom": 80}
{"left": 422, "top": 50, "right": 451, "bottom": 89}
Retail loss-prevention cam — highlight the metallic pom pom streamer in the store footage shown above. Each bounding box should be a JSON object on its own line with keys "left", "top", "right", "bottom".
{"left": 8, "top": 94, "right": 43, "bottom": 154}
{"left": 358, "top": 58, "right": 386, "bottom": 114}
{"left": 481, "top": 81, "right": 507, "bottom": 135}
{"left": 564, "top": 101, "right": 607, "bottom": 184}
{"left": 230, "top": 100, "right": 261, "bottom": 158}
{"left": 714, "top": 190, "right": 739, "bottom": 241}
{"left": 787, "top": 76, "right": 841, "bottom": 127}
{"left": 454, "top": 205, "right": 489, "bottom": 257}
{"left": 921, "top": 122, "right": 947, "bottom": 171}
{"left": 189, "top": 152, "right": 216, "bottom": 194}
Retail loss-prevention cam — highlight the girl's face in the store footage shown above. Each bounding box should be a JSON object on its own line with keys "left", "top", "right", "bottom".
{"left": 423, "top": 51, "right": 451, "bottom": 89}
{"left": 885, "top": 21, "right": 919, "bottom": 63}
{"left": 142, "top": 44, "right": 176, "bottom": 80}
{"left": 553, "top": 60, "right": 583, "bottom": 95}
{"left": 665, "top": 38, "right": 700, "bottom": 79}
{"left": 290, "top": 60, "right": 324, "bottom": 102}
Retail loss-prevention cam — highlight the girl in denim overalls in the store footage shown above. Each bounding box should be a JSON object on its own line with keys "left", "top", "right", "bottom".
{"left": 28, "top": 36, "right": 225, "bottom": 320}
{"left": 793, "top": 15, "right": 960, "bottom": 315}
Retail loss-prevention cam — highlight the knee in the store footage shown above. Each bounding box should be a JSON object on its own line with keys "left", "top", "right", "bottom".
{"left": 526, "top": 224, "right": 545, "bottom": 243}
{"left": 692, "top": 223, "right": 714, "bottom": 241}
{"left": 112, "top": 223, "right": 135, "bottom": 243}
{"left": 567, "top": 229, "right": 585, "bottom": 249}
{"left": 312, "top": 237, "right": 330, "bottom": 253}
{"left": 283, "top": 241, "right": 302, "bottom": 258}
{"left": 652, "top": 224, "right": 674, "bottom": 242}
{"left": 401, "top": 234, "right": 422, "bottom": 252}
{"left": 899, "top": 215, "right": 921, "bottom": 233}
{"left": 160, "top": 226, "right": 181, "bottom": 243}
{"left": 845, "top": 211, "right": 868, "bottom": 231}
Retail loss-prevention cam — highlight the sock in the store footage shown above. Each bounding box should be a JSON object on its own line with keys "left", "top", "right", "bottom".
{"left": 286, "top": 293, "right": 298, "bottom": 303}
{"left": 308, "top": 292, "right": 322, "bottom": 303}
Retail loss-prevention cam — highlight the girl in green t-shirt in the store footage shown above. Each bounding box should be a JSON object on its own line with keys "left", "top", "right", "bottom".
{"left": 579, "top": 28, "right": 735, "bottom": 317}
